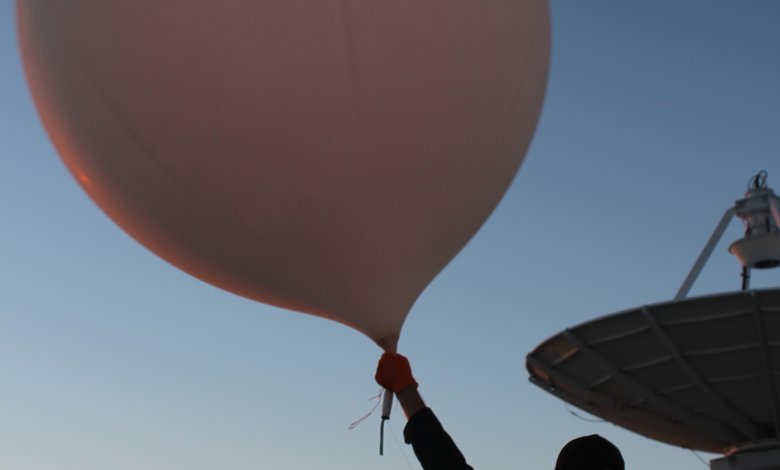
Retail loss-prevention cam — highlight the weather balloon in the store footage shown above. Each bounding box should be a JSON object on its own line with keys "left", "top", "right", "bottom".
{"left": 17, "top": 0, "right": 550, "bottom": 352}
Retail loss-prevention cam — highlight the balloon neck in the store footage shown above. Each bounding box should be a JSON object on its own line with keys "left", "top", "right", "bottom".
{"left": 376, "top": 335, "right": 399, "bottom": 353}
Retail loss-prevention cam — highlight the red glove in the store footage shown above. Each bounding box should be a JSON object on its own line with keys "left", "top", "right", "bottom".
{"left": 375, "top": 352, "right": 418, "bottom": 393}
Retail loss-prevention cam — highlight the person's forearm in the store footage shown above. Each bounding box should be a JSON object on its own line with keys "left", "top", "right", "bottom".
{"left": 396, "top": 385, "right": 426, "bottom": 419}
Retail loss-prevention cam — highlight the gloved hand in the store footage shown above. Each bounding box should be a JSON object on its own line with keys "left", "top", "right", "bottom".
{"left": 375, "top": 352, "right": 418, "bottom": 393}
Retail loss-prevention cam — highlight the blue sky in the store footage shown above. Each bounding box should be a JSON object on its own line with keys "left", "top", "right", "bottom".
{"left": 2, "top": 1, "right": 780, "bottom": 469}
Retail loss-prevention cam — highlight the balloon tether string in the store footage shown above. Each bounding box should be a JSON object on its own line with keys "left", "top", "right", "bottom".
{"left": 348, "top": 389, "right": 383, "bottom": 430}
{"left": 347, "top": 389, "right": 390, "bottom": 455}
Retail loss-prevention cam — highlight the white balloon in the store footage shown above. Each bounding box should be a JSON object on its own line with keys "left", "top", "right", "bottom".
{"left": 18, "top": 0, "right": 550, "bottom": 350}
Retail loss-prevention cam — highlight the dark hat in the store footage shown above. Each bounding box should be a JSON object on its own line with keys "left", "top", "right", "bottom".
{"left": 554, "top": 434, "right": 624, "bottom": 470}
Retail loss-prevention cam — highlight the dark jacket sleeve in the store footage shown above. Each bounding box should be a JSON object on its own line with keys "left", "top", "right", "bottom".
{"left": 403, "top": 407, "right": 474, "bottom": 470}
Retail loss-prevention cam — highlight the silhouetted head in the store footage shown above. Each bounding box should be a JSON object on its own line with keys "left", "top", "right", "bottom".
{"left": 555, "top": 434, "right": 624, "bottom": 470}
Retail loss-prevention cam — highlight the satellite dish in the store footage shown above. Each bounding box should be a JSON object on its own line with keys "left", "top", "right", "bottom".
{"left": 527, "top": 172, "right": 780, "bottom": 470}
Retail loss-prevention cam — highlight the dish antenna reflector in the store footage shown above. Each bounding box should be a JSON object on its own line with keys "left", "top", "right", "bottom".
{"left": 527, "top": 172, "right": 780, "bottom": 470}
